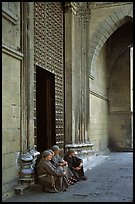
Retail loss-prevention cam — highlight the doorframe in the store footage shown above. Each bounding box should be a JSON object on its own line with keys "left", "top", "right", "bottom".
{"left": 130, "top": 46, "right": 133, "bottom": 149}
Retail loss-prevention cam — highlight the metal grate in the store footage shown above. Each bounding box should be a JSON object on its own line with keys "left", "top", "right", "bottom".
{"left": 34, "top": 2, "right": 64, "bottom": 149}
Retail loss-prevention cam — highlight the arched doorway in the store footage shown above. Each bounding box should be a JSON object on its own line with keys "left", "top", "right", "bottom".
{"left": 107, "top": 22, "right": 133, "bottom": 151}
{"left": 88, "top": 5, "right": 133, "bottom": 152}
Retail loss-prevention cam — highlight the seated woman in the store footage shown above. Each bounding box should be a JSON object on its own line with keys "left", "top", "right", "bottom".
{"left": 64, "top": 149, "right": 87, "bottom": 181}
{"left": 51, "top": 145, "right": 77, "bottom": 185}
{"left": 37, "top": 150, "right": 69, "bottom": 193}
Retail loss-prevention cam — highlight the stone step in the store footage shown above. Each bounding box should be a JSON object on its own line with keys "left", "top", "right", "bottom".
{"left": 82, "top": 154, "right": 109, "bottom": 172}
{"left": 20, "top": 177, "right": 35, "bottom": 184}
{"left": 14, "top": 183, "right": 32, "bottom": 195}
{"left": 14, "top": 177, "right": 35, "bottom": 195}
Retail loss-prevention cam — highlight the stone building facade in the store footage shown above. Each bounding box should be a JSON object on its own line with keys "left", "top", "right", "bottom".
{"left": 2, "top": 2, "right": 133, "bottom": 200}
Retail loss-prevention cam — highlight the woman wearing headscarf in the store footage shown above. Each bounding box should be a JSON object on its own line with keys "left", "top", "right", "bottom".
{"left": 51, "top": 145, "right": 77, "bottom": 184}
{"left": 37, "top": 150, "right": 69, "bottom": 192}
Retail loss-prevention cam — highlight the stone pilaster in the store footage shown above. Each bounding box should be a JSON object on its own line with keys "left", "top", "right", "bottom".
{"left": 64, "top": 2, "right": 92, "bottom": 148}
{"left": 21, "top": 2, "right": 34, "bottom": 152}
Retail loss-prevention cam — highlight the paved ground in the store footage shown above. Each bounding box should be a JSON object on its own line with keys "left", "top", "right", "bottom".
{"left": 4, "top": 152, "right": 133, "bottom": 202}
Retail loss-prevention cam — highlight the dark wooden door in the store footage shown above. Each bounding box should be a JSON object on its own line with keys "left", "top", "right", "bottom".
{"left": 36, "top": 66, "right": 56, "bottom": 152}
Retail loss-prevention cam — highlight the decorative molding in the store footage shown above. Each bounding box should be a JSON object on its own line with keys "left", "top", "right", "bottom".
{"left": 125, "top": 15, "right": 133, "bottom": 22}
{"left": 90, "top": 90, "right": 109, "bottom": 101}
{"left": 90, "top": 74, "right": 94, "bottom": 80}
{"left": 64, "top": 2, "right": 77, "bottom": 15}
{"left": 109, "top": 111, "right": 131, "bottom": 115}
{"left": 65, "top": 143, "right": 94, "bottom": 156}
{"left": 89, "top": 2, "right": 132, "bottom": 9}
{"left": 66, "top": 143, "right": 94, "bottom": 148}
{"left": 2, "top": 44, "right": 23, "bottom": 60}
{"left": 2, "top": 4, "right": 18, "bottom": 25}
{"left": 64, "top": 2, "right": 91, "bottom": 21}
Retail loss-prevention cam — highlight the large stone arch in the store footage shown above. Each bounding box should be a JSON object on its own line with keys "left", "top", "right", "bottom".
{"left": 89, "top": 4, "right": 133, "bottom": 77}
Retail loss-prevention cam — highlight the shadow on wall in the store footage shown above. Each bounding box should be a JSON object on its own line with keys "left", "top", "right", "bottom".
{"left": 108, "top": 137, "right": 133, "bottom": 152}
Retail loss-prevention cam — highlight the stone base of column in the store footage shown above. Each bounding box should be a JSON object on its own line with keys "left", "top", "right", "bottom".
{"left": 64, "top": 145, "right": 110, "bottom": 172}
{"left": 65, "top": 142, "right": 96, "bottom": 172}
{"left": 65, "top": 142, "right": 95, "bottom": 156}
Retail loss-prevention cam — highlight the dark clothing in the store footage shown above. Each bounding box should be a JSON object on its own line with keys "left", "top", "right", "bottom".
{"left": 51, "top": 154, "right": 64, "bottom": 167}
{"left": 51, "top": 154, "right": 74, "bottom": 179}
{"left": 64, "top": 154, "right": 85, "bottom": 180}
{"left": 37, "top": 158, "right": 69, "bottom": 192}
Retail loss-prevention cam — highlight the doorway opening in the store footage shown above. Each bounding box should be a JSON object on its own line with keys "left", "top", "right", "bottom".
{"left": 36, "top": 66, "right": 56, "bottom": 152}
{"left": 130, "top": 46, "right": 133, "bottom": 149}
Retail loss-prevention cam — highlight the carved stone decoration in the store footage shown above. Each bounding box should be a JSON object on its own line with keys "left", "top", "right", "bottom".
{"left": 65, "top": 2, "right": 91, "bottom": 20}
{"left": 64, "top": 2, "right": 91, "bottom": 29}
{"left": 34, "top": 2, "right": 64, "bottom": 148}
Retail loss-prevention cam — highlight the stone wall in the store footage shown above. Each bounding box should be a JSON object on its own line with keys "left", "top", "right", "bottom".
{"left": 2, "top": 2, "right": 133, "bottom": 201}
{"left": 2, "top": 2, "right": 21, "bottom": 199}
{"left": 88, "top": 2, "right": 133, "bottom": 152}
{"left": 2, "top": 2, "right": 35, "bottom": 200}
{"left": 89, "top": 43, "right": 108, "bottom": 152}
{"left": 108, "top": 50, "right": 131, "bottom": 150}
{"left": 107, "top": 22, "right": 132, "bottom": 149}
{"left": 88, "top": 2, "right": 132, "bottom": 77}
{"left": 107, "top": 22, "right": 132, "bottom": 150}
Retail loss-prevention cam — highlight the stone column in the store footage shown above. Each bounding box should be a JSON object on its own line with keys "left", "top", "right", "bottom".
{"left": 26, "top": 2, "right": 34, "bottom": 150}
{"left": 64, "top": 3, "right": 73, "bottom": 144}
{"left": 21, "top": 2, "right": 34, "bottom": 152}
{"left": 64, "top": 2, "right": 91, "bottom": 146}
{"left": 78, "top": 6, "right": 91, "bottom": 143}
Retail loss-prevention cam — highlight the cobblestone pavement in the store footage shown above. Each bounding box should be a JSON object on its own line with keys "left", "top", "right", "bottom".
{"left": 4, "top": 152, "right": 133, "bottom": 202}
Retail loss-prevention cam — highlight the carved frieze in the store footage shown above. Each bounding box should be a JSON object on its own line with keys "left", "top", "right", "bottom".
{"left": 64, "top": 2, "right": 91, "bottom": 22}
